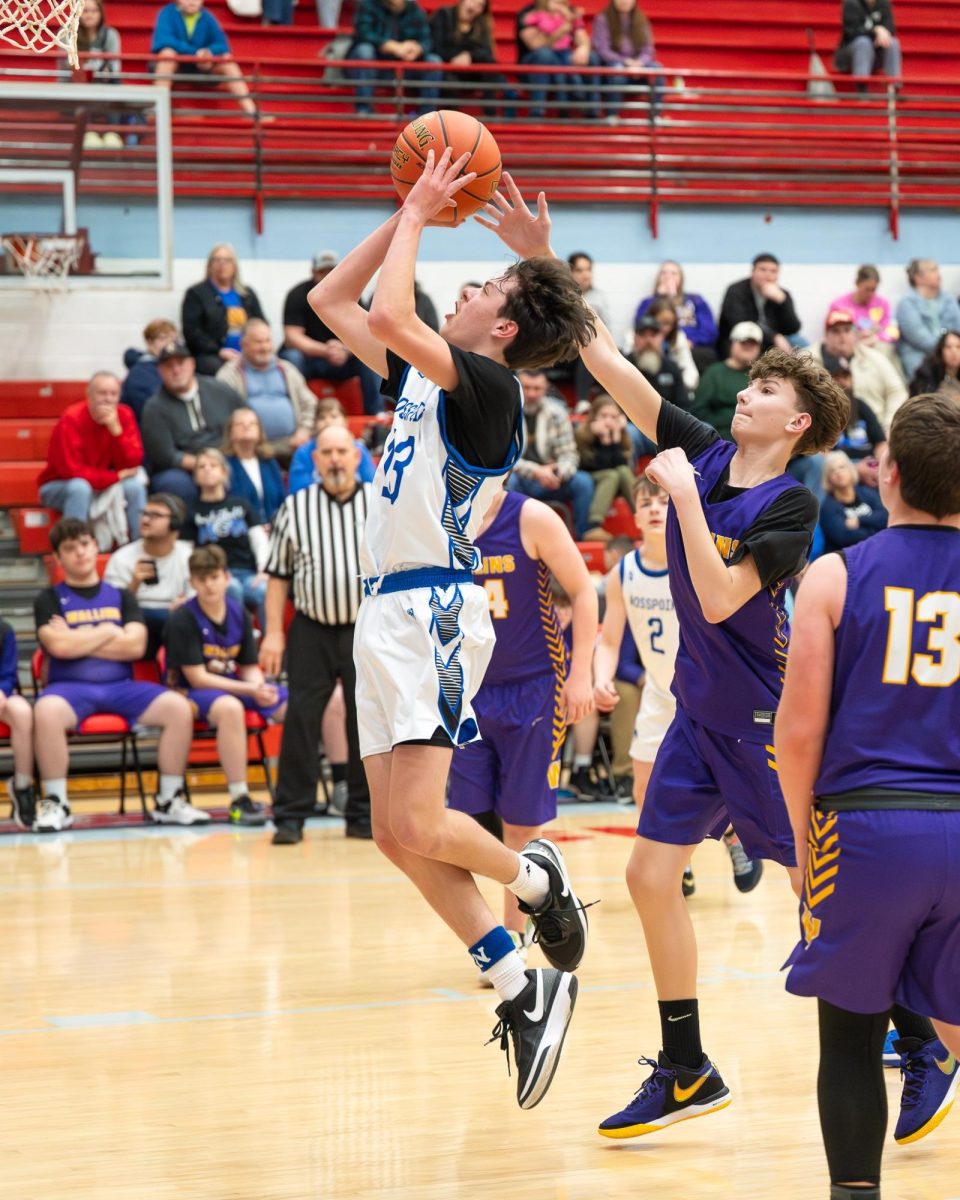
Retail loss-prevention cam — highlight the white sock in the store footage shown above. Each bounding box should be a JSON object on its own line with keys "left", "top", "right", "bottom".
{"left": 43, "top": 779, "right": 68, "bottom": 806}
{"left": 228, "top": 781, "right": 249, "bottom": 800}
{"left": 506, "top": 854, "right": 551, "bottom": 909}
{"left": 14, "top": 773, "right": 32, "bottom": 791}
{"left": 484, "top": 949, "right": 529, "bottom": 1002}
{"left": 158, "top": 775, "right": 184, "bottom": 803}
{"left": 573, "top": 754, "right": 592, "bottom": 769}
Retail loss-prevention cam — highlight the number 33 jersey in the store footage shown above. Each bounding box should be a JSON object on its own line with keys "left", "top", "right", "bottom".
{"left": 620, "top": 548, "right": 678, "bottom": 696}
{"left": 360, "top": 346, "right": 523, "bottom": 580}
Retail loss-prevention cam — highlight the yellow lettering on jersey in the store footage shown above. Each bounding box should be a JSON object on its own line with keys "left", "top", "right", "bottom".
{"left": 66, "top": 606, "right": 122, "bottom": 625}
{"left": 547, "top": 759, "right": 561, "bottom": 790}
{"left": 711, "top": 534, "right": 740, "bottom": 561}
{"left": 476, "top": 554, "right": 515, "bottom": 576}
{"left": 484, "top": 578, "right": 510, "bottom": 620}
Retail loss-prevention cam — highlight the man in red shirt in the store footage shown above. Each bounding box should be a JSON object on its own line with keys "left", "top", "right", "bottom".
{"left": 38, "top": 372, "right": 146, "bottom": 541}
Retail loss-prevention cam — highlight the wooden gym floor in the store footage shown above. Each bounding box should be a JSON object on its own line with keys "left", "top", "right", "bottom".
{"left": 2, "top": 807, "right": 958, "bottom": 1200}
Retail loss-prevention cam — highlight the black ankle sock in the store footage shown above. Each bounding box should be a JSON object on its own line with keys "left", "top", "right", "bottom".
{"left": 890, "top": 1004, "right": 936, "bottom": 1044}
{"left": 830, "top": 1188, "right": 880, "bottom": 1199}
{"left": 331, "top": 763, "right": 347, "bottom": 784}
{"left": 659, "top": 998, "right": 702, "bottom": 1068}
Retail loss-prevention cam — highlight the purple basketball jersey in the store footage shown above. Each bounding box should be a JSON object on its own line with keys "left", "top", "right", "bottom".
{"left": 473, "top": 492, "right": 568, "bottom": 687}
{"left": 667, "top": 439, "right": 800, "bottom": 742}
{"left": 47, "top": 581, "right": 131, "bottom": 685}
{"left": 172, "top": 595, "right": 247, "bottom": 686}
{"left": 816, "top": 526, "right": 960, "bottom": 796}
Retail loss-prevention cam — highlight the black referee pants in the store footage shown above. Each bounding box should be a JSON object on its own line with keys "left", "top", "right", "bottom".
{"left": 274, "top": 612, "right": 370, "bottom": 828}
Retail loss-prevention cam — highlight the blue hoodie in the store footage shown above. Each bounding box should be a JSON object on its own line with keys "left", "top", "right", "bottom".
{"left": 151, "top": 4, "right": 230, "bottom": 56}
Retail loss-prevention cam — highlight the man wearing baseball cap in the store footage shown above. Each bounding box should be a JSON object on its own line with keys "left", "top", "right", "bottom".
{"left": 279, "top": 252, "right": 383, "bottom": 414}
{"left": 809, "top": 310, "right": 907, "bottom": 429}
{"left": 692, "top": 321, "right": 763, "bottom": 439}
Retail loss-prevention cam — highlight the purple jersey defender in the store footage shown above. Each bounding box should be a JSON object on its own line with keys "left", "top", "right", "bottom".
{"left": 447, "top": 493, "right": 569, "bottom": 826}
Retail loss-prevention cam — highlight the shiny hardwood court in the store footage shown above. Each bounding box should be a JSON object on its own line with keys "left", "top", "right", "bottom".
{"left": 2, "top": 811, "right": 958, "bottom": 1200}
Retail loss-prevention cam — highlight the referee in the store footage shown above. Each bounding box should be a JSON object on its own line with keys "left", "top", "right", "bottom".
{"left": 259, "top": 424, "right": 371, "bottom": 844}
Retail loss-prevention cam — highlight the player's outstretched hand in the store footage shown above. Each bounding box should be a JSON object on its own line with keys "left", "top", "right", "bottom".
{"left": 561, "top": 670, "right": 595, "bottom": 726}
{"left": 593, "top": 679, "right": 620, "bottom": 713}
{"left": 474, "top": 172, "right": 553, "bottom": 259}
{"left": 402, "top": 147, "right": 475, "bottom": 226}
{"left": 645, "top": 446, "right": 698, "bottom": 499}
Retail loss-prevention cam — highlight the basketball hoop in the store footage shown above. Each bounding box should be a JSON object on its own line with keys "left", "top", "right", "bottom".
{"left": 0, "top": 0, "right": 83, "bottom": 68}
{"left": 0, "top": 231, "right": 87, "bottom": 287}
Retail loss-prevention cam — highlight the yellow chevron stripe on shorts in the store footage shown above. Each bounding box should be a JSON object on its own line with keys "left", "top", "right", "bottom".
{"left": 538, "top": 562, "right": 569, "bottom": 763}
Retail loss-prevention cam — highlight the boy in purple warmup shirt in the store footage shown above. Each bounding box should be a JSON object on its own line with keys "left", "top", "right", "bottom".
{"left": 777, "top": 392, "right": 960, "bottom": 1200}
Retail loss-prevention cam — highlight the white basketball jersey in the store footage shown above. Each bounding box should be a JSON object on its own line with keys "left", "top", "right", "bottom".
{"left": 360, "top": 361, "right": 523, "bottom": 578}
{"left": 620, "top": 549, "right": 678, "bottom": 695}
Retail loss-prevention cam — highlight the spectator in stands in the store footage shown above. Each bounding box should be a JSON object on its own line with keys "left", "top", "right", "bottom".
{"left": 223, "top": 408, "right": 287, "bottom": 526}
{"left": 182, "top": 244, "right": 266, "bottom": 376}
{"left": 68, "top": 0, "right": 124, "bottom": 148}
{"left": 828, "top": 264, "right": 898, "bottom": 348}
{"left": 104, "top": 492, "right": 192, "bottom": 657}
{"left": 809, "top": 309, "right": 907, "bottom": 428}
{"left": 121, "top": 318, "right": 179, "bottom": 423}
{"left": 165, "top": 544, "right": 288, "bottom": 826}
{"left": 590, "top": 0, "right": 661, "bottom": 120}
{"left": 818, "top": 450, "right": 888, "bottom": 554}
{"left": 834, "top": 0, "right": 901, "bottom": 88}
{"left": 430, "top": 0, "right": 505, "bottom": 110}
{"left": 635, "top": 259, "right": 718, "bottom": 371}
{"left": 152, "top": 0, "right": 259, "bottom": 118}
{"left": 33, "top": 516, "right": 201, "bottom": 833}
{"left": 262, "top": 0, "right": 294, "bottom": 24}
{"left": 909, "top": 330, "right": 960, "bottom": 398}
{"left": 141, "top": 340, "right": 243, "bottom": 503}
{"left": 517, "top": 0, "right": 598, "bottom": 119}
{"left": 289, "top": 398, "right": 377, "bottom": 494}
{"left": 507, "top": 367, "right": 593, "bottom": 539}
{"left": 626, "top": 314, "right": 688, "bottom": 411}
{"left": 692, "top": 320, "right": 762, "bottom": 439}
{"left": 215, "top": 318, "right": 314, "bottom": 464}
{"left": 895, "top": 258, "right": 960, "bottom": 383}
{"left": 828, "top": 359, "right": 887, "bottom": 486}
{"left": 184, "top": 448, "right": 270, "bottom": 627}
{"left": 279, "top": 252, "right": 383, "bottom": 415}
{"left": 717, "top": 253, "right": 803, "bottom": 357}
{"left": 575, "top": 393, "right": 636, "bottom": 541}
{"left": 0, "top": 618, "right": 35, "bottom": 830}
{"left": 348, "top": 0, "right": 443, "bottom": 115}
{"left": 645, "top": 297, "right": 698, "bottom": 394}
{"left": 38, "top": 371, "right": 146, "bottom": 543}
{"left": 560, "top": 251, "right": 609, "bottom": 404}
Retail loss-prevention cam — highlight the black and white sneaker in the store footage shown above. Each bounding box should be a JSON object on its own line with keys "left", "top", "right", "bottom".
{"left": 33, "top": 795, "right": 73, "bottom": 833}
{"left": 7, "top": 778, "right": 36, "bottom": 829}
{"left": 488, "top": 968, "right": 578, "bottom": 1110}
{"left": 228, "top": 795, "right": 267, "bottom": 826}
{"left": 518, "top": 837, "right": 589, "bottom": 972}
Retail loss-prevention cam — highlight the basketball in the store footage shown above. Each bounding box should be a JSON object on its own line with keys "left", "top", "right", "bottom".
{"left": 391, "top": 110, "right": 502, "bottom": 225}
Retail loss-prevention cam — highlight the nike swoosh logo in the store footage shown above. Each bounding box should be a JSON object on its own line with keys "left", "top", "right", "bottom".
{"left": 936, "top": 1054, "right": 957, "bottom": 1075}
{"left": 674, "top": 1070, "right": 713, "bottom": 1105}
{"left": 667, "top": 1013, "right": 692, "bottom": 1022}
{"left": 523, "top": 972, "right": 545, "bottom": 1023}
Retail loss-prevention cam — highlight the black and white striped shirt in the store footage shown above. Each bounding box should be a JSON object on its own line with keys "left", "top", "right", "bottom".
{"left": 265, "top": 482, "right": 370, "bottom": 625}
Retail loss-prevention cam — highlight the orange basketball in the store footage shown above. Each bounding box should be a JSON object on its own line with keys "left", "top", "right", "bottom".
{"left": 391, "top": 110, "right": 502, "bottom": 225}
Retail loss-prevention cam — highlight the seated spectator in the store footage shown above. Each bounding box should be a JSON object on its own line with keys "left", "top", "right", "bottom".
{"left": 215, "top": 319, "right": 314, "bottom": 465}
{"left": 0, "top": 617, "right": 35, "bottom": 829}
{"left": 38, "top": 371, "right": 146, "bottom": 545}
{"left": 561, "top": 251, "right": 609, "bottom": 404}
{"left": 184, "top": 448, "right": 270, "bottom": 627}
{"left": 279, "top": 252, "right": 382, "bottom": 415}
{"left": 69, "top": 0, "right": 123, "bottom": 148}
{"left": 646, "top": 297, "right": 698, "bottom": 394}
{"left": 625, "top": 315, "right": 688, "bottom": 411}
{"left": 692, "top": 320, "right": 762, "bottom": 439}
{"left": 819, "top": 450, "right": 887, "bottom": 554}
{"left": 717, "top": 253, "right": 803, "bottom": 357}
{"left": 506, "top": 368, "right": 593, "bottom": 539}
{"left": 909, "top": 330, "right": 960, "bottom": 398}
{"left": 141, "top": 340, "right": 243, "bottom": 503}
{"left": 288, "top": 398, "right": 377, "bottom": 494}
{"left": 223, "top": 408, "right": 287, "bottom": 526}
{"left": 828, "top": 359, "right": 887, "bottom": 488}
{"left": 261, "top": 0, "right": 294, "bottom": 23}
{"left": 809, "top": 309, "right": 907, "bottom": 428}
{"left": 104, "top": 492, "right": 192, "bottom": 657}
{"left": 32, "top": 517, "right": 201, "bottom": 833}
{"left": 182, "top": 243, "right": 266, "bottom": 376}
{"left": 591, "top": 0, "right": 661, "bottom": 119}
{"left": 834, "top": 0, "right": 901, "bottom": 88}
{"left": 122, "top": 318, "right": 179, "bottom": 423}
{"left": 152, "top": 0, "right": 259, "bottom": 118}
{"left": 895, "top": 258, "right": 960, "bottom": 383}
{"left": 635, "top": 259, "right": 718, "bottom": 371}
{"left": 348, "top": 0, "right": 442, "bottom": 115}
{"left": 165, "top": 544, "right": 288, "bottom": 826}
{"left": 517, "top": 0, "right": 597, "bottom": 119}
{"left": 575, "top": 393, "right": 636, "bottom": 541}
{"left": 828, "top": 264, "right": 898, "bottom": 348}
{"left": 430, "top": 0, "right": 505, "bottom": 111}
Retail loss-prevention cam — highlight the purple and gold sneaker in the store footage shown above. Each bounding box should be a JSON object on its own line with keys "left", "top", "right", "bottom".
{"left": 598, "top": 1052, "right": 732, "bottom": 1139}
{"left": 894, "top": 1037, "right": 959, "bottom": 1144}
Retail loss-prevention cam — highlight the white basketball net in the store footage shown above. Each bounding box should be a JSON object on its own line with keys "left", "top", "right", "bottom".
{"left": 0, "top": 0, "right": 83, "bottom": 68}
{"left": 1, "top": 232, "right": 85, "bottom": 286}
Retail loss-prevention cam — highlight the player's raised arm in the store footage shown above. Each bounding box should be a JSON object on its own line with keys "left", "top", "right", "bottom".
{"left": 476, "top": 172, "right": 664, "bottom": 443}
{"left": 367, "top": 148, "right": 476, "bottom": 392}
